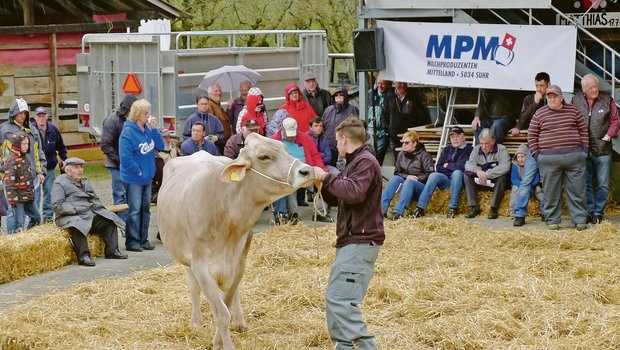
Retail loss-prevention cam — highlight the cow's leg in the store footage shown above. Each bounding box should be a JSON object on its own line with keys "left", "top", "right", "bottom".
{"left": 227, "top": 282, "right": 247, "bottom": 332}
{"left": 226, "top": 232, "right": 252, "bottom": 333}
{"left": 185, "top": 266, "right": 204, "bottom": 328}
{"left": 192, "top": 260, "right": 234, "bottom": 350}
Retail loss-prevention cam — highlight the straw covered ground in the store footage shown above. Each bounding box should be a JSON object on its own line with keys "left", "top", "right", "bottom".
{"left": 1, "top": 219, "right": 619, "bottom": 349}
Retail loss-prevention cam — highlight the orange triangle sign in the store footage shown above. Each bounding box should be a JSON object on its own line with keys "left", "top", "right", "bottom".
{"left": 123, "top": 73, "right": 142, "bottom": 94}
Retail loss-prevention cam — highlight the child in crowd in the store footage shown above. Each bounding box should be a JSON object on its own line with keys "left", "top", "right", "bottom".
{"left": 510, "top": 144, "right": 544, "bottom": 217}
{"left": 2, "top": 132, "right": 40, "bottom": 233}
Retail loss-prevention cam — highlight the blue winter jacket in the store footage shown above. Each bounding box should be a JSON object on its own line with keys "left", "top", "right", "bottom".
{"left": 182, "top": 111, "right": 225, "bottom": 141}
{"left": 510, "top": 162, "right": 540, "bottom": 187}
{"left": 180, "top": 138, "right": 220, "bottom": 156}
{"left": 119, "top": 120, "right": 165, "bottom": 185}
{"left": 306, "top": 131, "right": 331, "bottom": 165}
{"left": 31, "top": 122, "right": 67, "bottom": 171}
{"left": 435, "top": 143, "right": 473, "bottom": 176}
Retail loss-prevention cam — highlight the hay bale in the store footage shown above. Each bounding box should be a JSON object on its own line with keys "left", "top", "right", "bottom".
{"left": 0, "top": 224, "right": 105, "bottom": 284}
{"left": 1, "top": 220, "right": 619, "bottom": 349}
{"left": 389, "top": 184, "right": 620, "bottom": 218}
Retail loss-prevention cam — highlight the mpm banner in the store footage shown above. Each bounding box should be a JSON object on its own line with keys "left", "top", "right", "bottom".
{"left": 377, "top": 21, "right": 577, "bottom": 92}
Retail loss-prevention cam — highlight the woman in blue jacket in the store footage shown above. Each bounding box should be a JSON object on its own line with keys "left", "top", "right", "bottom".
{"left": 119, "top": 99, "right": 164, "bottom": 251}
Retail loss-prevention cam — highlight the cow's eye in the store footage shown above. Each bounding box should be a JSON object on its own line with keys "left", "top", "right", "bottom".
{"left": 258, "top": 155, "right": 271, "bottom": 161}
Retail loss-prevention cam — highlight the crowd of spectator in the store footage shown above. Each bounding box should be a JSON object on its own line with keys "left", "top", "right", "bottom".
{"left": 376, "top": 72, "right": 618, "bottom": 231}
{"left": 2, "top": 70, "right": 618, "bottom": 267}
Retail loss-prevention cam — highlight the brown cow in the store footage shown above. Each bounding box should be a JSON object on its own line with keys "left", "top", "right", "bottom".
{"left": 157, "top": 133, "right": 315, "bottom": 350}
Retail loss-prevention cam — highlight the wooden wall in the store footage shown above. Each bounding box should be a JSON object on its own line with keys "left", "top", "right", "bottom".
{"left": 0, "top": 32, "right": 91, "bottom": 145}
{"left": 0, "top": 64, "right": 77, "bottom": 114}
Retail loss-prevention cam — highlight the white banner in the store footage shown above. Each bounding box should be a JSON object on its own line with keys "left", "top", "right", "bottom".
{"left": 378, "top": 21, "right": 577, "bottom": 92}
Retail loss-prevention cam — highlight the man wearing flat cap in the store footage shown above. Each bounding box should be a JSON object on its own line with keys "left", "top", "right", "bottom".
{"left": 302, "top": 71, "right": 331, "bottom": 119}
{"left": 52, "top": 157, "right": 128, "bottom": 266}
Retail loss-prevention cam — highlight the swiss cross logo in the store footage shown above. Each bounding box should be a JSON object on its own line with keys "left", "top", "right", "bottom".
{"left": 122, "top": 74, "right": 142, "bottom": 94}
{"left": 492, "top": 33, "right": 517, "bottom": 66}
{"left": 502, "top": 33, "right": 516, "bottom": 51}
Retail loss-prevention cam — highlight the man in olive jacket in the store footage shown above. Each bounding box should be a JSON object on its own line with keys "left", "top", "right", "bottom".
{"left": 52, "top": 157, "right": 127, "bottom": 267}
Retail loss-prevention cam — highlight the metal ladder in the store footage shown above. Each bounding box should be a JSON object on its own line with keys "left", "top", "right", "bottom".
{"left": 435, "top": 87, "right": 480, "bottom": 167}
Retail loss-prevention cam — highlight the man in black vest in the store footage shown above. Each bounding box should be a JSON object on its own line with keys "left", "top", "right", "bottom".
{"left": 571, "top": 73, "right": 619, "bottom": 224}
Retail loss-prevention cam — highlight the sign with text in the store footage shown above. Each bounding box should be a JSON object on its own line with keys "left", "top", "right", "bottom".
{"left": 377, "top": 21, "right": 577, "bottom": 92}
{"left": 557, "top": 12, "right": 620, "bottom": 28}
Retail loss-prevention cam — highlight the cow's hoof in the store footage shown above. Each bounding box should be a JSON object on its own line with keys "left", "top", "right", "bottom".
{"left": 189, "top": 316, "right": 204, "bottom": 329}
{"left": 231, "top": 321, "right": 248, "bottom": 333}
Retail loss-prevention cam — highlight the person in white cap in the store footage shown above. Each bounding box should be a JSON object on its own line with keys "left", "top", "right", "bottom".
{"left": 31, "top": 106, "right": 68, "bottom": 223}
{"left": 270, "top": 117, "right": 330, "bottom": 223}
{"left": 235, "top": 86, "right": 268, "bottom": 134}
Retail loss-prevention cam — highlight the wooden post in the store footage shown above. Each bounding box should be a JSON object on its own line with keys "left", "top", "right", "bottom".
{"left": 22, "top": 0, "right": 34, "bottom": 26}
{"left": 50, "top": 32, "right": 58, "bottom": 124}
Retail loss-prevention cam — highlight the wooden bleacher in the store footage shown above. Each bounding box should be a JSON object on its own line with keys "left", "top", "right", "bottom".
{"left": 406, "top": 124, "right": 528, "bottom": 161}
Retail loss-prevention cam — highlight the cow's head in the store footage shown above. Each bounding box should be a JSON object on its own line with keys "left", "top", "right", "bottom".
{"left": 219, "top": 133, "right": 315, "bottom": 196}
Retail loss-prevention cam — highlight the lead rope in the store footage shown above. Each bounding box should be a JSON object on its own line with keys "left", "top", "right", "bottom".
{"left": 312, "top": 181, "right": 327, "bottom": 259}
{"left": 250, "top": 159, "right": 327, "bottom": 259}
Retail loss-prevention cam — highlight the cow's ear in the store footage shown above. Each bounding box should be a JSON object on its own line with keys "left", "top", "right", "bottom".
{"left": 220, "top": 161, "right": 248, "bottom": 183}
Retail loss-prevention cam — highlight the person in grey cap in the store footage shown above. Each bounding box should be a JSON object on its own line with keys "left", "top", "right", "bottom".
{"left": 32, "top": 106, "right": 68, "bottom": 223}
{"left": 528, "top": 84, "right": 589, "bottom": 231}
{"left": 100, "top": 94, "right": 137, "bottom": 222}
{"left": 302, "top": 71, "right": 331, "bottom": 118}
{"left": 0, "top": 98, "right": 46, "bottom": 232}
{"left": 52, "top": 157, "right": 128, "bottom": 267}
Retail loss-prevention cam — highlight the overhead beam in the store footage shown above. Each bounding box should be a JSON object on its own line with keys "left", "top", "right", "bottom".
{"left": 363, "top": 0, "right": 552, "bottom": 10}
{"left": 49, "top": 0, "right": 92, "bottom": 22}
{"left": 0, "top": 21, "right": 141, "bottom": 35}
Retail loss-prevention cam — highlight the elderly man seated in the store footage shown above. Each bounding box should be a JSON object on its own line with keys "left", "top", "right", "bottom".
{"left": 463, "top": 128, "right": 511, "bottom": 219}
{"left": 52, "top": 157, "right": 128, "bottom": 267}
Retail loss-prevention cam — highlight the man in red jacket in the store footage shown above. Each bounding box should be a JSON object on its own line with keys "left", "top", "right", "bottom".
{"left": 313, "top": 117, "right": 385, "bottom": 350}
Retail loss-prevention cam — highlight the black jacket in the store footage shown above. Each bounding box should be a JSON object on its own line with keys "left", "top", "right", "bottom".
{"left": 101, "top": 94, "right": 136, "bottom": 168}
{"left": 381, "top": 90, "right": 430, "bottom": 140}
{"left": 303, "top": 87, "right": 332, "bottom": 118}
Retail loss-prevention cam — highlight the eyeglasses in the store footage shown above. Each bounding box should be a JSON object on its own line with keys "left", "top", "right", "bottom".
{"left": 402, "top": 141, "right": 412, "bottom": 145}
{"left": 334, "top": 92, "right": 345, "bottom": 97}
{"left": 289, "top": 90, "right": 300, "bottom": 95}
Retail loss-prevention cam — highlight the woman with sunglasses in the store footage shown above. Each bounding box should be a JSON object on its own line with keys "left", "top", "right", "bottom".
{"left": 381, "top": 130, "right": 434, "bottom": 220}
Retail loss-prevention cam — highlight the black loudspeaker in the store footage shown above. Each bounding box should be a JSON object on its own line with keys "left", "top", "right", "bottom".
{"left": 353, "top": 28, "right": 385, "bottom": 71}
